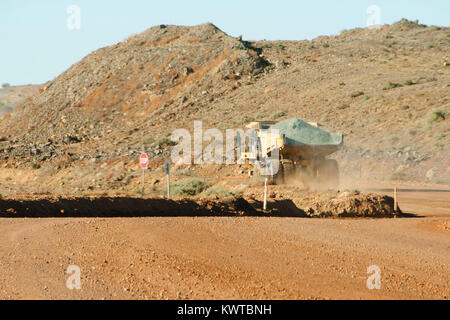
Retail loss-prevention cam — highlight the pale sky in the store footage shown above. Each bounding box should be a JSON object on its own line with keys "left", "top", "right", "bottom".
{"left": 0, "top": 0, "right": 448, "bottom": 85}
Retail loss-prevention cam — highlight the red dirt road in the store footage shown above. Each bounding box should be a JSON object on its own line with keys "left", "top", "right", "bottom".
{"left": 0, "top": 190, "right": 448, "bottom": 300}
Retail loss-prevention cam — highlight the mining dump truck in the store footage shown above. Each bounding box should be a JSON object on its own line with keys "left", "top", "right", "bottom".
{"left": 241, "top": 118, "right": 344, "bottom": 190}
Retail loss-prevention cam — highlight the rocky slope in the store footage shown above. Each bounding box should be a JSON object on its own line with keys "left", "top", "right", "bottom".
{"left": 0, "top": 85, "right": 41, "bottom": 116}
{"left": 0, "top": 20, "right": 449, "bottom": 191}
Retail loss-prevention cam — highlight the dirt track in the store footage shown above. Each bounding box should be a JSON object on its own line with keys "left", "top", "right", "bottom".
{"left": 0, "top": 189, "right": 448, "bottom": 300}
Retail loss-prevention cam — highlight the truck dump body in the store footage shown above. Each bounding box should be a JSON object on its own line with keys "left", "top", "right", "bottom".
{"left": 270, "top": 118, "right": 343, "bottom": 160}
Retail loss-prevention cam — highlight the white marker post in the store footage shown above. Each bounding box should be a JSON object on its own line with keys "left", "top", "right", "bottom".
{"left": 394, "top": 187, "right": 398, "bottom": 213}
{"left": 140, "top": 153, "right": 149, "bottom": 195}
{"left": 165, "top": 160, "right": 171, "bottom": 199}
{"left": 263, "top": 176, "right": 269, "bottom": 211}
{"left": 263, "top": 161, "right": 269, "bottom": 211}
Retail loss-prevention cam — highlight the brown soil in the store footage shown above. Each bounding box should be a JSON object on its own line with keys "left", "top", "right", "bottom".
{"left": 0, "top": 192, "right": 396, "bottom": 219}
{"left": 0, "top": 189, "right": 448, "bottom": 300}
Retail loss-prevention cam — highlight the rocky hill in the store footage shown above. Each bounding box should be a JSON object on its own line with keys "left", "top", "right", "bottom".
{"left": 0, "top": 85, "right": 41, "bottom": 116}
{"left": 0, "top": 19, "right": 449, "bottom": 188}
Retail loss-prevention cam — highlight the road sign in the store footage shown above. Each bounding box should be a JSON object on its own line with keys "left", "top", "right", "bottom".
{"left": 140, "top": 153, "right": 149, "bottom": 169}
{"left": 164, "top": 160, "right": 170, "bottom": 174}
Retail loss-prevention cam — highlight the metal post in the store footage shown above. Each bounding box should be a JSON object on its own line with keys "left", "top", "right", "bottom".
{"left": 167, "top": 172, "right": 171, "bottom": 199}
{"left": 263, "top": 177, "right": 268, "bottom": 211}
{"left": 142, "top": 168, "right": 145, "bottom": 196}
{"left": 394, "top": 187, "right": 398, "bottom": 212}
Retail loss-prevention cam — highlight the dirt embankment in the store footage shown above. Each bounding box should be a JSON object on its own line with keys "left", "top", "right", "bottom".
{"left": 0, "top": 192, "right": 397, "bottom": 219}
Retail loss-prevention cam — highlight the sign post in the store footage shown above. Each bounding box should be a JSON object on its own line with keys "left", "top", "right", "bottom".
{"left": 263, "top": 176, "right": 268, "bottom": 211}
{"left": 164, "top": 160, "right": 171, "bottom": 199}
{"left": 140, "top": 153, "right": 149, "bottom": 195}
{"left": 263, "top": 161, "right": 271, "bottom": 211}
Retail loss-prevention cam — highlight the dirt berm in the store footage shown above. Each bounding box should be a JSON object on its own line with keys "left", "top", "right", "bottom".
{"left": 0, "top": 193, "right": 397, "bottom": 218}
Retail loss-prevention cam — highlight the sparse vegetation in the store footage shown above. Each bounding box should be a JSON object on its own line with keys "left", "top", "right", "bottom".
{"left": 1, "top": 83, "right": 10, "bottom": 89}
{"left": 158, "top": 137, "right": 177, "bottom": 147}
{"left": 277, "top": 43, "right": 286, "bottom": 51}
{"left": 427, "top": 110, "right": 446, "bottom": 123}
{"left": 338, "top": 103, "right": 350, "bottom": 110}
{"left": 387, "top": 41, "right": 397, "bottom": 48}
{"left": 383, "top": 82, "right": 403, "bottom": 90}
{"left": 234, "top": 115, "right": 255, "bottom": 126}
{"left": 351, "top": 91, "right": 364, "bottom": 98}
{"left": 31, "top": 163, "right": 41, "bottom": 169}
{"left": 270, "top": 111, "right": 286, "bottom": 120}
{"left": 172, "top": 178, "right": 211, "bottom": 196}
{"left": 405, "top": 80, "right": 415, "bottom": 86}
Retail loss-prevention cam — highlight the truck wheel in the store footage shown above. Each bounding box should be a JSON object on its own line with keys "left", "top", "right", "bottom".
{"left": 273, "top": 162, "right": 285, "bottom": 185}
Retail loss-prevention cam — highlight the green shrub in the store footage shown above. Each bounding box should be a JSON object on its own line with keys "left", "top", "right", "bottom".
{"left": 277, "top": 43, "right": 286, "bottom": 51}
{"left": 428, "top": 110, "right": 446, "bottom": 123}
{"left": 383, "top": 82, "right": 403, "bottom": 90}
{"left": 351, "top": 91, "right": 364, "bottom": 98}
{"left": 270, "top": 111, "right": 286, "bottom": 120}
{"left": 1, "top": 83, "right": 10, "bottom": 89}
{"left": 405, "top": 80, "right": 415, "bottom": 86}
{"left": 158, "top": 137, "right": 177, "bottom": 147}
{"left": 31, "top": 163, "right": 41, "bottom": 169}
{"left": 387, "top": 41, "right": 397, "bottom": 48}
{"left": 172, "top": 178, "right": 211, "bottom": 196}
{"left": 234, "top": 115, "right": 255, "bottom": 126}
